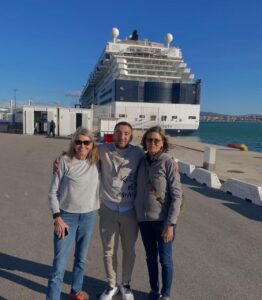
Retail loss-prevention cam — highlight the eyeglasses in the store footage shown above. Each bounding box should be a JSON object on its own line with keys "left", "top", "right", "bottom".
{"left": 75, "top": 140, "right": 92, "bottom": 146}
{"left": 146, "top": 138, "right": 162, "bottom": 144}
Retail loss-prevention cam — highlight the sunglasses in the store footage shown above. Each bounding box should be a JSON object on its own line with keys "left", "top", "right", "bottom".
{"left": 75, "top": 140, "right": 92, "bottom": 146}
{"left": 146, "top": 138, "right": 162, "bottom": 144}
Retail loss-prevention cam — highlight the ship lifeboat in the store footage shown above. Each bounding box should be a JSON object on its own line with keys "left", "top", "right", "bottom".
{"left": 227, "top": 144, "right": 248, "bottom": 151}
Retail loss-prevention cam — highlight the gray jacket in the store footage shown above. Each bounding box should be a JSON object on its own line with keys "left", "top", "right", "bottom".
{"left": 134, "top": 152, "right": 182, "bottom": 225}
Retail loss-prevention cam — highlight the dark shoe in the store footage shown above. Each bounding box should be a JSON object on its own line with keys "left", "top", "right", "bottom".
{"left": 70, "top": 291, "right": 89, "bottom": 300}
{"left": 148, "top": 290, "right": 160, "bottom": 300}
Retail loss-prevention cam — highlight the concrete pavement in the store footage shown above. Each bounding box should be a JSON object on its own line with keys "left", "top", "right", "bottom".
{"left": 132, "top": 132, "right": 262, "bottom": 186}
{"left": 1, "top": 133, "right": 262, "bottom": 299}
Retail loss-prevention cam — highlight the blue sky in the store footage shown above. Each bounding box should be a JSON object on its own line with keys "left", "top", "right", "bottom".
{"left": 0, "top": 0, "right": 261, "bottom": 114}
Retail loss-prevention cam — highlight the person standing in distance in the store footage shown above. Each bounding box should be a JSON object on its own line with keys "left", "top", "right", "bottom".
{"left": 98, "top": 122, "right": 144, "bottom": 300}
{"left": 49, "top": 120, "right": 56, "bottom": 137}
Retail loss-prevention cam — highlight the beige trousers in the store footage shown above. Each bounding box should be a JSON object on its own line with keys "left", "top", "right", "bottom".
{"left": 99, "top": 203, "right": 139, "bottom": 287}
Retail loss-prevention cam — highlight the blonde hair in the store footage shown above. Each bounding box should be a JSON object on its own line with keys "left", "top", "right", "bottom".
{"left": 67, "top": 127, "right": 99, "bottom": 164}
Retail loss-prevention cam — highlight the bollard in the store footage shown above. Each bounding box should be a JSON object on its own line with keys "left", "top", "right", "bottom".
{"left": 203, "top": 147, "right": 216, "bottom": 171}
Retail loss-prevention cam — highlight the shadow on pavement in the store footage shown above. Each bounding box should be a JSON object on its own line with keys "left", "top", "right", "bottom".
{"left": 0, "top": 268, "right": 48, "bottom": 295}
{"left": 0, "top": 252, "right": 148, "bottom": 299}
{"left": 181, "top": 175, "right": 262, "bottom": 222}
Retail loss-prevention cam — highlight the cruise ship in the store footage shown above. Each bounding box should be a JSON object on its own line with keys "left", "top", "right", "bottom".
{"left": 79, "top": 28, "right": 201, "bottom": 135}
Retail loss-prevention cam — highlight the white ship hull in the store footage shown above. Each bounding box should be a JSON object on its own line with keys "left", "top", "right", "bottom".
{"left": 93, "top": 101, "right": 199, "bottom": 134}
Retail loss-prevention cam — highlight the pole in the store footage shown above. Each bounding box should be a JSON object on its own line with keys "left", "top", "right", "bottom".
{"left": 10, "top": 99, "right": 13, "bottom": 124}
{"left": 14, "top": 88, "right": 17, "bottom": 109}
{"left": 203, "top": 147, "right": 216, "bottom": 171}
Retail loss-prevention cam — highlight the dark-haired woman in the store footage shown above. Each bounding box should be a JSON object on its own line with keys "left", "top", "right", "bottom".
{"left": 134, "top": 126, "right": 183, "bottom": 300}
{"left": 47, "top": 127, "right": 100, "bottom": 300}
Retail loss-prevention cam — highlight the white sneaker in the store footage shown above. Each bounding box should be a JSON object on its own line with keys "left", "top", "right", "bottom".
{"left": 119, "top": 284, "right": 134, "bottom": 300}
{"left": 99, "top": 286, "right": 119, "bottom": 300}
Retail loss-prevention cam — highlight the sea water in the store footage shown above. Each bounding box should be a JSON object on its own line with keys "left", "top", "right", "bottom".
{"left": 192, "top": 122, "right": 262, "bottom": 153}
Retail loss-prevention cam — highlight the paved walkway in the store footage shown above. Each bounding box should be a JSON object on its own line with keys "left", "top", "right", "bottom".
{"left": 1, "top": 133, "right": 262, "bottom": 299}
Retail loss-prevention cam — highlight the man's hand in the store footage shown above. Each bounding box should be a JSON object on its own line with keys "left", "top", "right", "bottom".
{"left": 173, "top": 159, "right": 179, "bottom": 173}
{"left": 161, "top": 225, "right": 174, "bottom": 243}
{"left": 54, "top": 217, "right": 69, "bottom": 239}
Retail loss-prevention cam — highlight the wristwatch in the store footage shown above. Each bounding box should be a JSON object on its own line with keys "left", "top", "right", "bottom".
{"left": 53, "top": 212, "right": 61, "bottom": 219}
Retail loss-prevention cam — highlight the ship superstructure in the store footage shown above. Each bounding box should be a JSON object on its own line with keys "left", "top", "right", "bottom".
{"left": 80, "top": 28, "right": 201, "bottom": 134}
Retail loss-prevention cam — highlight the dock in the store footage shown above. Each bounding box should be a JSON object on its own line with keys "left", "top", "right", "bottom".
{"left": 133, "top": 132, "right": 262, "bottom": 187}
{"left": 0, "top": 133, "right": 262, "bottom": 299}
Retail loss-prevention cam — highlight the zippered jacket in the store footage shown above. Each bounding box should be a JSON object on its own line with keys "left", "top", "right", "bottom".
{"left": 134, "top": 152, "right": 182, "bottom": 224}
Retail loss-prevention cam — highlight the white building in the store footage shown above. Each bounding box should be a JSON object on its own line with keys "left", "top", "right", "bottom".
{"left": 22, "top": 106, "right": 93, "bottom": 136}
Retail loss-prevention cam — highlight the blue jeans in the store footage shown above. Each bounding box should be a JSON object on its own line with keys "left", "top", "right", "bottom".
{"left": 139, "top": 221, "right": 176, "bottom": 297}
{"left": 46, "top": 210, "right": 97, "bottom": 300}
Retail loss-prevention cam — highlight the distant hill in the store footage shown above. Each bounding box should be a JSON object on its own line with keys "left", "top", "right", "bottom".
{"left": 201, "top": 112, "right": 225, "bottom": 117}
{"left": 201, "top": 112, "right": 262, "bottom": 117}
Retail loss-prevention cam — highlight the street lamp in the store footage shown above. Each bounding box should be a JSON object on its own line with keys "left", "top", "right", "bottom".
{"left": 14, "top": 88, "right": 17, "bottom": 109}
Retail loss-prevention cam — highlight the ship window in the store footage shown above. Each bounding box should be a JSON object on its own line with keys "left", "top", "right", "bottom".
{"left": 161, "top": 116, "right": 167, "bottom": 121}
{"left": 139, "top": 115, "right": 145, "bottom": 119}
{"left": 150, "top": 115, "right": 156, "bottom": 121}
{"left": 118, "top": 114, "right": 126, "bottom": 118}
{"left": 188, "top": 116, "right": 196, "bottom": 119}
{"left": 172, "top": 116, "right": 178, "bottom": 120}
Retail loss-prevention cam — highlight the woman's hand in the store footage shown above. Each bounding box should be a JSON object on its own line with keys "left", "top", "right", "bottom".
{"left": 162, "top": 225, "right": 174, "bottom": 243}
{"left": 54, "top": 217, "right": 69, "bottom": 239}
{"left": 53, "top": 159, "right": 59, "bottom": 173}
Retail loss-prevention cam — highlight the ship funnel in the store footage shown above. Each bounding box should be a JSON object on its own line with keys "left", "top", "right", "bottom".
{"left": 165, "top": 33, "right": 173, "bottom": 48}
{"left": 112, "top": 27, "right": 120, "bottom": 43}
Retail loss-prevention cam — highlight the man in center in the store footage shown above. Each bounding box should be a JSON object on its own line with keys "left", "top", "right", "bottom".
{"left": 99, "top": 121, "right": 144, "bottom": 300}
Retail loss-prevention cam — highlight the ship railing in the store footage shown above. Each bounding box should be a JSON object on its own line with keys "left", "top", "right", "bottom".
{"left": 114, "top": 53, "right": 182, "bottom": 64}
{"left": 125, "top": 73, "right": 182, "bottom": 81}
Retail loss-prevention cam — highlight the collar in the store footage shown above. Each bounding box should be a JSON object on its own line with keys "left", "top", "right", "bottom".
{"left": 113, "top": 143, "right": 131, "bottom": 156}
{"left": 146, "top": 151, "right": 163, "bottom": 165}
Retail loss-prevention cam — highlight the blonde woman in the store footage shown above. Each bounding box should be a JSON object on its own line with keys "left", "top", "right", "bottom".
{"left": 47, "top": 127, "right": 100, "bottom": 300}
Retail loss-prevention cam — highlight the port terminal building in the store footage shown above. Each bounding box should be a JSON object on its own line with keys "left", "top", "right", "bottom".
{"left": 22, "top": 106, "right": 93, "bottom": 136}
{"left": 0, "top": 105, "right": 117, "bottom": 137}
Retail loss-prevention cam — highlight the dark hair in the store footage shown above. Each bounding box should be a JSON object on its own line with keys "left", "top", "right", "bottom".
{"left": 114, "top": 121, "right": 133, "bottom": 131}
{"left": 141, "top": 126, "right": 169, "bottom": 152}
